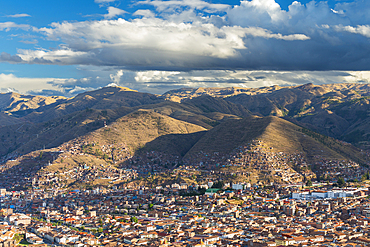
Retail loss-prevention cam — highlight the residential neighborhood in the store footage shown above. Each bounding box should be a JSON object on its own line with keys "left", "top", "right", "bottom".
{"left": 1, "top": 178, "right": 370, "bottom": 246}
{"left": 0, "top": 136, "right": 370, "bottom": 246}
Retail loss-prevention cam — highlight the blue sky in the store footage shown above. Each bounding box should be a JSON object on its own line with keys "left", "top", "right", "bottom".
{"left": 0, "top": 0, "right": 369, "bottom": 96}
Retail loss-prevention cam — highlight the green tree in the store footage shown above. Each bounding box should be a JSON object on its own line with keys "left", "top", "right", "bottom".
{"left": 212, "top": 181, "right": 224, "bottom": 189}
{"left": 361, "top": 172, "right": 370, "bottom": 181}
{"left": 130, "top": 216, "right": 138, "bottom": 223}
{"left": 306, "top": 180, "right": 312, "bottom": 187}
{"left": 337, "top": 177, "right": 346, "bottom": 188}
{"left": 13, "top": 233, "right": 22, "bottom": 243}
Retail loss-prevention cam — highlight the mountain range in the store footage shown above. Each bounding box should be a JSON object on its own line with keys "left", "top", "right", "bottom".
{"left": 0, "top": 83, "right": 369, "bottom": 188}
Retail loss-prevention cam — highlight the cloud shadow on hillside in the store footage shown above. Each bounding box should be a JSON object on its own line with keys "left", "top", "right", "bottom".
{"left": 137, "top": 131, "right": 207, "bottom": 157}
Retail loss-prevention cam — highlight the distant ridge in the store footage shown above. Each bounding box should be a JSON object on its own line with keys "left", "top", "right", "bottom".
{"left": 0, "top": 92, "right": 65, "bottom": 114}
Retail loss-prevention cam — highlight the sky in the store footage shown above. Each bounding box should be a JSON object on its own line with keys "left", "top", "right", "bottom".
{"left": 0, "top": 0, "right": 369, "bottom": 96}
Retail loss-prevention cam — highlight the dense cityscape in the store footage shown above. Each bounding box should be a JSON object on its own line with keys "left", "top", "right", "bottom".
{"left": 2, "top": 178, "right": 370, "bottom": 246}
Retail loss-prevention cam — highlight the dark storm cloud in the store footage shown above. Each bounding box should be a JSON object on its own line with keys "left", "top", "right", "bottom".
{"left": 0, "top": 52, "right": 24, "bottom": 63}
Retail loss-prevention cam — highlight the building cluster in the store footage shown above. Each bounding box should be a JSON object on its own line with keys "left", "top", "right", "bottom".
{"left": 0, "top": 137, "right": 368, "bottom": 194}
{"left": 292, "top": 188, "right": 368, "bottom": 200}
{"left": 122, "top": 150, "right": 181, "bottom": 175}
{"left": 0, "top": 141, "right": 138, "bottom": 190}
{"left": 314, "top": 159, "right": 365, "bottom": 181}
{"left": 224, "top": 141, "right": 315, "bottom": 183}
{"left": 182, "top": 140, "right": 317, "bottom": 184}
{"left": 0, "top": 181, "right": 370, "bottom": 246}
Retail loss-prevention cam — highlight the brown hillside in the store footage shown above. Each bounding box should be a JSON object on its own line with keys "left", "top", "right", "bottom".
{"left": 0, "top": 92, "right": 65, "bottom": 116}
{"left": 184, "top": 116, "right": 367, "bottom": 164}
{"left": 83, "top": 109, "right": 207, "bottom": 154}
{"left": 21, "top": 86, "right": 163, "bottom": 123}
{"left": 0, "top": 112, "right": 21, "bottom": 126}
{"left": 0, "top": 106, "right": 134, "bottom": 159}
{"left": 163, "top": 83, "right": 370, "bottom": 150}
{"left": 141, "top": 100, "right": 245, "bottom": 129}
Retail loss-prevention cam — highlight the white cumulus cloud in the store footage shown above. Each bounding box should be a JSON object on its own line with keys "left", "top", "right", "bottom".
{"left": 110, "top": 70, "right": 124, "bottom": 84}
{"left": 6, "top": 13, "right": 31, "bottom": 18}
{"left": 104, "top": 7, "right": 127, "bottom": 19}
{"left": 12, "top": 16, "right": 310, "bottom": 70}
{"left": 0, "top": 22, "right": 31, "bottom": 31}
{"left": 133, "top": 9, "right": 156, "bottom": 18}
{"left": 1, "top": 0, "right": 370, "bottom": 73}
{"left": 334, "top": 25, "right": 370, "bottom": 38}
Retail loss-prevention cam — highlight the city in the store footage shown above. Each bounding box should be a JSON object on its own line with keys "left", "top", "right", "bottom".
{"left": 0, "top": 0, "right": 370, "bottom": 245}
{"left": 2, "top": 178, "right": 370, "bottom": 246}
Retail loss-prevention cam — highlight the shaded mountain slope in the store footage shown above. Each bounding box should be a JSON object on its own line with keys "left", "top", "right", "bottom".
{"left": 0, "top": 112, "right": 21, "bottom": 126}
{"left": 183, "top": 95, "right": 251, "bottom": 118}
{"left": 184, "top": 116, "right": 368, "bottom": 165}
{"left": 137, "top": 131, "right": 207, "bottom": 158}
{"left": 144, "top": 99, "right": 247, "bottom": 129}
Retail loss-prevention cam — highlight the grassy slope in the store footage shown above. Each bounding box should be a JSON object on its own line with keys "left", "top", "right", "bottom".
{"left": 140, "top": 101, "right": 244, "bottom": 129}
{"left": 84, "top": 109, "right": 207, "bottom": 154}
{"left": 0, "top": 107, "right": 134, "bottom": 158}
{"left": 0, "top": 92, "right": 65, "bottom": 113}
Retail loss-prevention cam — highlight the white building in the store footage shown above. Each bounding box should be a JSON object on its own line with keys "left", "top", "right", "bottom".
{"left": 292, "top": 188, "right": 365, "bottom": 200}
{"left": 232, "top": 184, "right": 244, "bottom": 190}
